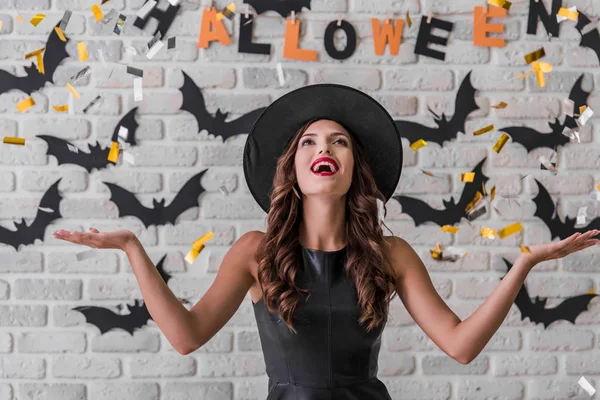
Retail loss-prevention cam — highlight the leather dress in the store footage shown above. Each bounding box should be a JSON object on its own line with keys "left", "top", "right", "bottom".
{"left": 252, "top": 245, "right": 393, "bottom": 400}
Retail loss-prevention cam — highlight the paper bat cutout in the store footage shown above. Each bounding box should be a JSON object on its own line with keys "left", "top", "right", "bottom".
{"left": 0, "top": 179, "right": 63, "bottom": 251}
{"left": 0, "top": 24, "right": 69, "bottom": 96}
{"left": 36, "top": 107, "right": 140, "bottom": 172}
{"left": 499, "top": 75, "right": 590, "bottom": 152}
{"left": 178, "top": 71, "right": 266, "bottom": 141}
{"left": 394, "top": 71, "right": 479, "bottom": 146}
{"left": 104, "top": 168, "right": 208, "bottom": 228}
{"left": 243, "top": 0, "right": 311, "bottom": 17}
{"left": 392, "top": 157, "right": 489, "bottom": 227}
{"left": 533, "top": 178, "right": 600, "bottom": 240}
{"left": 563, "top": 74, "right": 592, "bottom": 131}
{"left": 134, "top": 0, "right": 180, "bottom": 39}
{"left": 73, "top": 254, "right": 178, "bottom": 335}
{"left": 575, "top": 12, "right": 600, "bottom": 64}
{"left": 502, "top": 258, "right": 597, "bottom": 328}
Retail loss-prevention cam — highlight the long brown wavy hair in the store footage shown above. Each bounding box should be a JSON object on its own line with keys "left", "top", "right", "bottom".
{"left": 255, "top": 119, "right": 398, "bottom": 334}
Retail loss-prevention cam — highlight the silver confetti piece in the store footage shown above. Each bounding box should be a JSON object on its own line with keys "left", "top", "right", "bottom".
{"left": 82, "top": 95, "right": 101, "bottom": 113}
{"left": 70, "top": 66, "right": 91, "bottom": 83}
{"left": 126, "top": 65, "right": 144, "bottom": 77}
{"left": 59, "top": 10, "right": 72, "bottom": 31}
{"left": 147, "top": 31, "right": 162, "bottom": 49}
{"left": 113, "top": 14, "right": 126, "bottom": 35}
{"left": 167, "top": 37, "right": 176, "bottom": 49}
{"left": 219, "top": 186, "right": 229, "bottom": 196}
{"left": 467, "top": 204, "right": 487, "bottom": 221}
{"left": 101, "top": 8, "right": 118, "bottom": 25}
{"left": 66, "top": 143, "right": 78, "bottom": 153}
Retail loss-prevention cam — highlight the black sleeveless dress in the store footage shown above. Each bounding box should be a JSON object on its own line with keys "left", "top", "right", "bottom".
{"left": 252, "top": 245, "right": 393, "bottom": 400}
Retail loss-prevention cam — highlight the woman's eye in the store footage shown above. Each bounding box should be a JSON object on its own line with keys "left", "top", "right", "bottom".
{"left": 301, "top": 139, "right": 313, "bottom": 146}
{"left": 335, "top": 139, "right": 348, "bottom": 146}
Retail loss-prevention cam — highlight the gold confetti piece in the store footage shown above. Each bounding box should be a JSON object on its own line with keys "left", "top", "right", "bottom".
{"left": 410, "top": 139, "right": 427, "bottom": 151}
{"left": 580, "top": 105, "right": 587, "bottom": 114}
{"left": 480, "top": 227, "right": 496, "bottom": 239}
{"left": 481, "top": 183, "right": 487, "bottom": 196}
{"left": 430, "top": 243, "right": 442, "bottom": 260}
{"left": 488, "top": 0, "right": 512, "bottom": 10}
{"left": 3, "top": 136, "right": 25, "bottom": 145}
{"left": 54, "top": 26, "right": 67, "bottom": 42}
{"left": 66, "top": 82, "right": 80, "bottom": 99}
{"left": 493, "top": 133, "right": 510, "bottom": 153}
{"left": 588, "top": 290, "right": 596, "bottom": 295}
{"left": 520, "top": 245, "right": 530, "bottom": 253}
{"left": 557, "top": 7, "right": 578, "bottom": 21}
{"left": 24, "top": 47, "right": 45, "bottom": 59}
{"left": 16, "top": 97, "right": 35, "bottom": 112}
{"left": 421, "top": 169, "right": 434, "bottom": 177}
{"left": 77, "top": 41, "right": 88, "bottom": 61}
{"left": 465, "top": 191, "right": 483, "bottom": 212}
{"left": 524, "top": 47, "right": 545, "bottom": 64}
{"left": 16, "top": 13, "right": 23, "bottom": 23}
{"left": 52, "top": 104, "right": 68, "bottom": 112}
{"left": 30, "top": 13, "right": 45, "bottom": 27}
{"left": 107, "top": 141, "right": 119, "bottom": 163}
{"left": 91, "top": 4, "right": 104, "bottom": 22}
{"left": 192, "top": 231, "right": 214, "bottom": 249}
{"left": 491, "top": 101, "right": 507, "bottom": 109}
{"left": 490, "top": 186, "right": 496, "bottom": 201}
{"left": 461, "top": 172, "right": 475, "bottom": 182}
{"left": 406, "top": 11, "right": 412, "bottom": 27}
{"left": 217, "top": 3, "right": 236, "bottom": 21}
{"left": 531, "top": 61, "right": 552, "bottom": 87}
{"left": 493, "top": 206, "right": 502, "bottom": 216}
{"left": 497, "top": 222, "right": 523, "bottom": 238}
{"left": 474, "top": 124, "right": 495, "bottom": 136}
{"left": 441, "top": 225, "right": 459, "bottom": 234}
{"left": 24, "top": 47, "right": 45, "bottom": 74}
{"left": 185, "top": 244, "right": 204, "bottom": 264}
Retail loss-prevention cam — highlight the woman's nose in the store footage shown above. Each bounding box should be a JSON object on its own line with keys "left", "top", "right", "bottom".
{"left": 319, "top": 149, "right": 331, "bottom": 154}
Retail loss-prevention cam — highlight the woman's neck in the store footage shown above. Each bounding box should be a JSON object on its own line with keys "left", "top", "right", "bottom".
{"left": 298, "top": 196, "right": 347, "bottom": 251}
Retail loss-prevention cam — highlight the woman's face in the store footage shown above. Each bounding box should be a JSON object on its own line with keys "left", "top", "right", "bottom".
{"left": 294, "top": 119, "right": 354, "bottom": 199}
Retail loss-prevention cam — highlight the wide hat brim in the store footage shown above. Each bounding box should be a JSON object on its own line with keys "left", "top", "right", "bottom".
{"left": 243, "top": 84, "right": 403, "bottom": 214}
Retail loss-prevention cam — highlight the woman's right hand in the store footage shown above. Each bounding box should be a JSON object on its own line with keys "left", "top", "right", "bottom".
{"left": 52, "top": 228, "right": 137, "bottom": 252}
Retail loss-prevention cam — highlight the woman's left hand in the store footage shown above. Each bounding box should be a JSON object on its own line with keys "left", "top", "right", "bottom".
{"left": 519, "top": 229, "right": 600, "bottom": 269}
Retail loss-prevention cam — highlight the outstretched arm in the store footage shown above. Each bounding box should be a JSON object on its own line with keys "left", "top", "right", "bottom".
{"left": 389, "top": 230, "right": 599, "bottom": 364}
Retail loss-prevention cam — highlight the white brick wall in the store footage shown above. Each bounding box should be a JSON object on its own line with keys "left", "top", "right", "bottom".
{"left": 1, "top": 0, "right": 600, "bottom": 399}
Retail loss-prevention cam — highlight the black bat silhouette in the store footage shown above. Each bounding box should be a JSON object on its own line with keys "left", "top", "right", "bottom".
{"left": 502, "top": 258, "right": 597, "bottom": 328}
{"left": 563, "top": 74, "right": 592, "bottom": 131}
{"left": 243, "top": 0, "right": 311, "bottom": 17}
{"left": 392, "top": 157, "right": 489, "bottom": 227}
{"left": 0, "top": 24, "right": 69, "bottom": 96}
{"left": 575, "top": 11, "right": 600, "bottom": 64}
{"left": 179, "top": 71, "right": 266, "bottom": 142}
{"left": 73, "top": 254, "right": 179, "bottom": 335}
{"left": 532, "top": 178, "right": 600, "bottom": 240}
{"left": 134, "top": 0, "right": 180, "bottom": 39}
{"left": 0, "top": 179, "right": 63, "bottom": 251}
{"left": 499, "top": 74, "right": 591, "bottom": 152}
{"left": 394, "top": 71, "right": 479, "bottom": 146}
{"left": 104, "top": 168, "right": 208, "bottom": 228}
{"left": 36, "top": 107, "right": 140, "bottom": 172}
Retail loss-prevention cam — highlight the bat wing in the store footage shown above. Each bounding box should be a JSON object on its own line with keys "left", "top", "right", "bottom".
{"left": 111, "top": 107, "right": 139, "bottom": 145}
{"left": 547, "top": 294, "right": 598, "bottom": 328}
{"left": 43, "top": 24, "right": 70, "bottom": 85}
{"left": 502, "top": 258, "right": 540, "bottom": 323}
{"left": 121, "top": 301, "right": 153, "bottom": 335}
{"left": 501, "top": 122, "right": 569, "bottom": 152}
{"left": 243, "top": 0, "right": 311, "bottom": 17}
{"left": 155, "top": 254, "right": 172, "bottom": 283}
{"left": 220, "top": 107, "right": 266, "bottom": 141}
{"left": 104, "top": 182, "right": 157, "bottom": 227}
{"left": 575, "top": 11, "right": 600, "bottom": 64}
{"left": 178, "top": 72, "right": 214, "bottom": 136}
{"left": 564, "top": 74, "right": 592, "bottom": 130}
{"left": 394, "top": 120, "right": 441, "bottom": 145}
{"left": 392, "top": 194, "right": 460, "bottom": 226}
{"left": 456, "top": 157, "right": 489, "bottom": 210}
{"left": 37, "top": 135, "right": 112, "bottom": 172}
{"left": 532, "top": 178, "right": 576, "bottom": 240}
{"left": 162, "top": 169, "right": 209, "bottom": 224}
{"left": 0, "top": 70, "right": 39, "bottom": 96}
{"left": 448, "top": 71, "right": 479, "bottom": 135}
{"left": 73, "top": 306, "right": 124, "bottom": 335}
{"left": 0, "top": 178, "right": 63, "bottom": 251}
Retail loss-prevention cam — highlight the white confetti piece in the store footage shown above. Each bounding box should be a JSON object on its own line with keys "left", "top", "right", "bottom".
{"left": 97, "top": 48, "right": 106, "bottom": 64}
{"left": 579, "top": 376, "right": 596, "bottom": 396}
{"left": 38, "top": 207, "right": 54, "bottom": 213}
{"left": 377, "top": 198, "right": 385, "bottom": 225}
{"left": 146, "top": 39, "right": 164, "bottom": 59}
{"left": 118, "top": 126, "right": 129, "bottom": 141}
{"left": 68, "top": 92, "right": 75, "bottom": 115}
{"left": 76, "top": 249, "right": 99, "bottom": 262}
{"left": 133, "top": 77, "right": 143, "bottom": 102}
{"left": 166, "top": 0, "right": 180, "bottom": 5}
{"left": 136, "top": 0, "right": 157, "bottom": 19}
{"left": 276, "top": 62, "right": 285, "bottom": 86}
{"left": 66, "top": 143, "right": 78, "bottom": 153}
{"left": 576, "top": 206, "right": 587, "bottom": 227}
{"left": 556, "top": 5, "right": 577, "bottom": 22}
{"left": 539, "top": 155, "right": 558, "bottom": 175}
{"left": 577, "top": 107, "right": 594, "bottom": 126}
{"left": 590, "top": 192, "right": 600, "bottom": 201}
{"left": 125, "top": 46, "right": 137, "bottom": 56}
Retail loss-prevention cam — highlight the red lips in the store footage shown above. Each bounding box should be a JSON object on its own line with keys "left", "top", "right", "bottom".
{"left": 310, "top": 157, "right": 339, "bottom": 171}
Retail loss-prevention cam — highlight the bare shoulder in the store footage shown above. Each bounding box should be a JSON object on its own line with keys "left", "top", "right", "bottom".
{"left": 383, "top": 235, "right": 414, "bottom": 280}
{"left": 236, "top": 230, "right": 264, "bottom": 281}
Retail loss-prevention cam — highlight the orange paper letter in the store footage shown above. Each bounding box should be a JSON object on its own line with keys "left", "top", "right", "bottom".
{"left": 197, "top": 7, "right": 232, "bottom": 49}
{"left": 473, "top": 6, "right": 506, "bottom": 48}
{"left": 283, "top": 19, "right": 317, "bottom": 61}
{"left": 372, "top": 18, "right": 404, "bottom": 55}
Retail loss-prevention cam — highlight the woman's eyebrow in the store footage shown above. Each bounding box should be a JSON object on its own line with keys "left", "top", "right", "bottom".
{"left": 301, "top": 132, "right": 349, "bottom": 138}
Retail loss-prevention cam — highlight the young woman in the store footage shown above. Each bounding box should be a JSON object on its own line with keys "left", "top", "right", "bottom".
{"left": 53, "top": 84, "right": 599, "bottom": 400}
